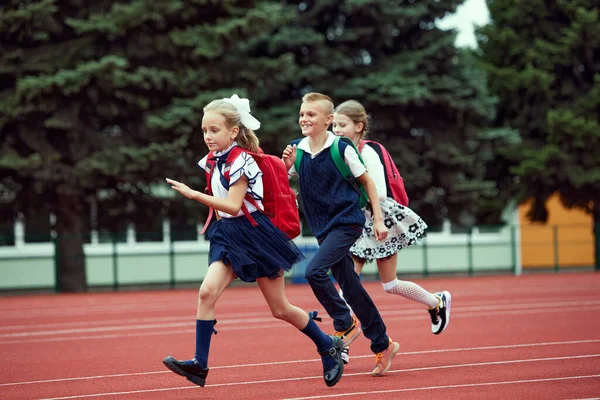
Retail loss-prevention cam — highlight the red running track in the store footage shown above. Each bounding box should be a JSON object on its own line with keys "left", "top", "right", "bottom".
{"left": 1, "top": 272, "right": 599, "bottom": 399}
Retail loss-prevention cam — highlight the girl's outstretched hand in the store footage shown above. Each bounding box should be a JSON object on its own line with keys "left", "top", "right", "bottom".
{"left": 166, "top": 178, "right": 196, "bottom": 200}
{"left": 373, "top": 219, "right": 389, "bottom": 241}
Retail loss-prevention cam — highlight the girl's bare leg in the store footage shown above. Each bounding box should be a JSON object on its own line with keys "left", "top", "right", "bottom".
{"left": 162, "top": 260, "right": 236, "bottom": 386}
{"left": 352, "top": 255, "right": 366, "bottom": 276}
{"left": 257, "top": 271, "right": 344, "bottom": 387}
{"left": 256, "top": 271, "right": 308, "bottom": 328}
{"left": 197, "top": 260, "right": 236, "bottom": 319}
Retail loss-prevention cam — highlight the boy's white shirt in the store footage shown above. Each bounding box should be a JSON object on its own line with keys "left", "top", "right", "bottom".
{"left": 198, "top": 142, "right": 264, "bottom": 218}
{"left": 289, "top": 131, "right": 366, "bottom": 178}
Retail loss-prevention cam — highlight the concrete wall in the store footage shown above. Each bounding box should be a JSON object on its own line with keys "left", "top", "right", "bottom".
{"left": 0, "top": 220, "right": 518, "bottom": 290}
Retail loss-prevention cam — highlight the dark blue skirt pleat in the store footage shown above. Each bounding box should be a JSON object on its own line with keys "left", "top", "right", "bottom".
{"left": 207, "top": 212, "right": 304, "bottom": 282}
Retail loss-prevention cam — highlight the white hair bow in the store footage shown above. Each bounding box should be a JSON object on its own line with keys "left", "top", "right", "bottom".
{"left": 222, "top": 94, "right": 261, "bottom": 131}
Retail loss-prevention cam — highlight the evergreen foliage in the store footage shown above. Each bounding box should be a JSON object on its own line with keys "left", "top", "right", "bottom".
{"left": 478, "top": 0, "right": 600, "bottom": 265}
{"left": 259, "top": 0, "right": 512, "bottom": 227}
{"left": 0, "top": 0, "right": 522, "bottom": 291}
{"left": 0, "top": 0, "right": 296, "bottom": 291}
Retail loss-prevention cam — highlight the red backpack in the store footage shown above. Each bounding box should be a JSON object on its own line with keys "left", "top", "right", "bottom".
{"left": 200, "top": 146, "right": 301, "bottom": 240}
{"left": 359, "top": 140, "right": 409, "bottom": 206}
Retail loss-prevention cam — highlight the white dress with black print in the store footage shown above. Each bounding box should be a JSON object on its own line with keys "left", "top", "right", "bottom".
{"left": 349, "top": 145, "right": 428, "bottom": 261}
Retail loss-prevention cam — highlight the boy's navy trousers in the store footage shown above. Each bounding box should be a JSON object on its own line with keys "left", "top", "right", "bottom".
{"left": 305, "top": 225, "right": 390, "bottom": 353}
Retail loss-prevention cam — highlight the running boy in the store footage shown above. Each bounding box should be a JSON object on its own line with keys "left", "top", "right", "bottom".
{"left": 282, "top": 92, "right": 400, "bottom": 377}
{"left": 163, "top": 94, "right": 345, "bottom": 387}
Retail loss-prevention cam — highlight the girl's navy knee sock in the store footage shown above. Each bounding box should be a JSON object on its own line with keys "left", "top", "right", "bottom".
{"left": 300, "top": 317, "right": 334, "bottom": 369}
{"left": 193, "top": 319, "right": 215, "bottom": 369}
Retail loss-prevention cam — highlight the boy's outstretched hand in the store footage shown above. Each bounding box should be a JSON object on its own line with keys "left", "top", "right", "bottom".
{"left": 166, "top": 178, "right": 196, "bottom": 200}
{"left": 373, "top": 219, "right": 389, "bottom": 241}
{"left": 282, "top": 144, "right": 297, "bottom": 170}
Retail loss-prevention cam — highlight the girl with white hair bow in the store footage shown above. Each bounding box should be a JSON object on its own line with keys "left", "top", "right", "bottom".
{"left": 162, "top": 94, "right": 346, "bottom": 388}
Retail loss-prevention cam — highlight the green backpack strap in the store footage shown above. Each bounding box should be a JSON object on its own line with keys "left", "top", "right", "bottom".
{"left": 294, "top": 147, "right": 304, "bottom": 173}
{"left": 330, "top": 136, "right": 369, "bottom": 208}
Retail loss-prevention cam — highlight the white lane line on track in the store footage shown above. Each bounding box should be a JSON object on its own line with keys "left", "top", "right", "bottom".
{"left": 2, "top": 339, "right": 598, "bottom": 387}
{"left": 0, "top": 297, "right": 269, "bottom": 319}
{"left": 36, "top": 355, "right": 600, "bottom": 399}
{"left": 2, "top": 300, "right": 600, "bottom": 337}
{"left": 3, "top": 298, "right": 600, "bottom": 332}
{"left": 283, "top": 374, "right": 600, "bottom": 399}
{"left": 1, "top": 283, "right": 597, "bottom": 318}
{"left": 0, "top": 312, "right": 265, "bottom": 331}
{"left": 2, "top": 304, "right": 600, "bottom": 344}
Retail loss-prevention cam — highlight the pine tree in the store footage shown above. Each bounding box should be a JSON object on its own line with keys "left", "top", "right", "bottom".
{"left": 478, "top": 0, "right": 600, "bottom": 267}
{"left": 0, "top": 0, "right": 296, "bottom": 291}
{"left": 257, "top": 0, "right": 511, "bottom": 228}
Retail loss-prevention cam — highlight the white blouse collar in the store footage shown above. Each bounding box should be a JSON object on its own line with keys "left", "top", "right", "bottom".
{"left": 213, "top": 141, "right": 239, "bottom": 157}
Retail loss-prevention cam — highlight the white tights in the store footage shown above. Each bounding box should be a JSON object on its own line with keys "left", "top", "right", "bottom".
{"left": 382, "top": 279, "right": 439, "bottom": 309}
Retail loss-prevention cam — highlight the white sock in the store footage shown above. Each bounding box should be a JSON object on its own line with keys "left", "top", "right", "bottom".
{"left": 382, "top": 279, "right": 439, "bottom": 309}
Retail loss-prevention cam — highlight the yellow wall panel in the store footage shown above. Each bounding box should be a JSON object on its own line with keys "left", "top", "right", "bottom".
{"left": 519, "top": 195, "right": 594, "bottom": 268}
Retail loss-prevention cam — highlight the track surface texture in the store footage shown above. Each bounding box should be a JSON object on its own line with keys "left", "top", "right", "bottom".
{"left": 1, "top": 272, "right": 599, "bottom": 399}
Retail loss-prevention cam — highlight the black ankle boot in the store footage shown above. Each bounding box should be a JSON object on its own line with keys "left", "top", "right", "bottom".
{"left": 319, "top": 336, "right": 345, "bottom": 387}
{"left": 162, "top": 356, "right": 209, "bottom": 387}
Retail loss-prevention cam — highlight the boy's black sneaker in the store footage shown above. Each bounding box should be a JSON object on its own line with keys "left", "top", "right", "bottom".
{"left": 320, "top": 335, "right": 345, "bottom": 387}
{"left": 162, "top": 356, "right": 209, "bottom": 387}
{"left": 428, "top": 291, "right": 451, "bottom": 335}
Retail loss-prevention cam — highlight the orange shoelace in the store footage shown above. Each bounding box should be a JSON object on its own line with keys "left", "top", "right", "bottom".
{"left": 334, "top": 318, "right": 356, "bottom": 338}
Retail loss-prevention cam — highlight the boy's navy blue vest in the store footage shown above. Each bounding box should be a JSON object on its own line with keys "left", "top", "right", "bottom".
{"left": 292, "top": 138, "right": 365, "bottom": 239}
